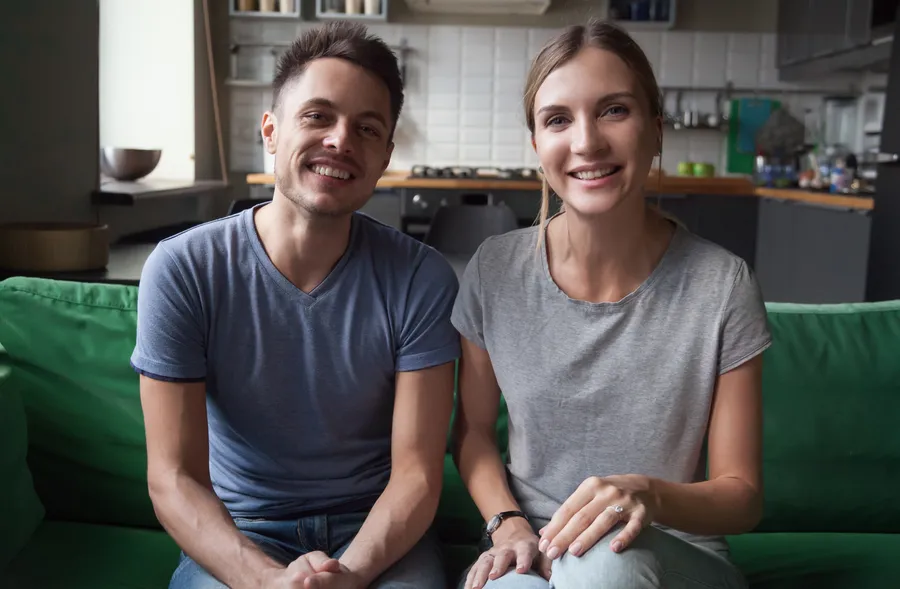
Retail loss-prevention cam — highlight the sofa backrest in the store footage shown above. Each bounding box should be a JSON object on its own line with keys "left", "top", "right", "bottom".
{"left": 0, "top": 277, "right": 158, "bottom": 529}
{"left": 757, "top": 301, "right": 900, "bottom": 534}
{"left": 0, "top": 342, "right": 45, "bottom": 566}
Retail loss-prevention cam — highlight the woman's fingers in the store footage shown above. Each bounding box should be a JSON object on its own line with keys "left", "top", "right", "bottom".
{"left": 489, "top": 549, "right": 515, "bottom": 580}
{"left": 610, "top": 506, "right": 647, "bottom": 553}
{"left": 568, "top": 504, "right": 626, "bottom": 557}
{"left": 467, "top": 553, "right": 494, "bottom": 589}
{"left": 514, "top": 542, "right": 535, "bottom": 574}
{"left": 539, "top": 477, "right": 600, "bottom": 549}
{"left": 543, "top": 500, "right": 608, "bottom": 559}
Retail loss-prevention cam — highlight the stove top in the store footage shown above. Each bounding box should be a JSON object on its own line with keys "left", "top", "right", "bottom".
{"left": 409, "top": 165, "right": 540, "bottom": 181}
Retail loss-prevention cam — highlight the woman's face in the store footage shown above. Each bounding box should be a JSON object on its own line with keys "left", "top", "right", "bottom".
{"left": 532, "top": 46, "right": 659, "bottom": 217}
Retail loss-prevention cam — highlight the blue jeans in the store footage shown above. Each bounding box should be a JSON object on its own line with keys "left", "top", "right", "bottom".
{"left": 170, "top": 512, "right": 445, "bottom": 588}
{"left": 461, "top": 524, "right": 747, "bottom": 589}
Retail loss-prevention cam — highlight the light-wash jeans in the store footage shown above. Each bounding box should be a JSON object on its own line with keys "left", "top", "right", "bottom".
{"left": 170, "top": 512, "right": 445, "bottom": 588}
{"left": 461, "top": 523, "right": 747, "bottom": 589}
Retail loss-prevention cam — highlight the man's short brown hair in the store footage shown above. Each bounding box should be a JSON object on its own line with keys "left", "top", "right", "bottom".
{"left": 273, "top": 22, "right": 404, "bottom": 137}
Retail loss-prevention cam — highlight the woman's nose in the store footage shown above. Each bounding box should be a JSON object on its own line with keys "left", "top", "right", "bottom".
{"left": 571, "top": 118, "right": 608, "bottom": 156}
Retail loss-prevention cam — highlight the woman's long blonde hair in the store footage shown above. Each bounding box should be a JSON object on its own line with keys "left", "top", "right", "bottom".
{"left": 524, "top": 20, "right": 664, "bottom": 247}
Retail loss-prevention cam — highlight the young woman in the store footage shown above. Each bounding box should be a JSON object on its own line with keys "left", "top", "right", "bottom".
{"left": 450, "top": 20, "right": 771, "bottom": 589}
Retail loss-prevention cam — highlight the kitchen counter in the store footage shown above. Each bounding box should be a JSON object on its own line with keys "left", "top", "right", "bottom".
{"left": 244, "top": 172, "right": 874, "bottom": 210}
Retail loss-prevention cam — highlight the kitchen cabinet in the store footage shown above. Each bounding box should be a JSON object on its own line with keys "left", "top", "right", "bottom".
{"left": 775, "top": 0, "right": 895, "bottom": 76}
{"left": 755, "top": 198, "right": 871, "bottom": 303}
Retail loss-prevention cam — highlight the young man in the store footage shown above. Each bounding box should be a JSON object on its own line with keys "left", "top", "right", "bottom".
{"left": 132, "top": 22, "right": 459, "bottom": 589}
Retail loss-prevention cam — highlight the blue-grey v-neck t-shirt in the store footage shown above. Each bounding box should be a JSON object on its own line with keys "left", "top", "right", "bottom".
{"left": 131, "top": 204, "right": 461, "bottom": 518}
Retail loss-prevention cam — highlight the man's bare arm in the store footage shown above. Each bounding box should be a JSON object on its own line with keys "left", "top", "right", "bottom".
{"left": 140, "top": 375, "right": 284, "bottom": 588}
{"left": 335, "top": 361, "right": 455, "bottom": 585}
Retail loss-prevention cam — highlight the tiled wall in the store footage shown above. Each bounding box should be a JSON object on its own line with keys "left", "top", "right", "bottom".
{"left": 229, "top": 19, "right": 860, "bottom": 174}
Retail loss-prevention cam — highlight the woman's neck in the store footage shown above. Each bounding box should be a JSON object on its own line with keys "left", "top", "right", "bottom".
{"left": 546, "top": 199, "right": 674, "bottom": 304}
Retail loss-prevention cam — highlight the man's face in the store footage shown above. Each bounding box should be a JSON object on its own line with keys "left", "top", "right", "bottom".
{"left": 262, "top": 57, "right": 394, "bottom": 217}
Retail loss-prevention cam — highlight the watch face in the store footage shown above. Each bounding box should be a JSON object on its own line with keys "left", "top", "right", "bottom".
{"left": 486, "top": 514, "right": 501, "bottom": 534}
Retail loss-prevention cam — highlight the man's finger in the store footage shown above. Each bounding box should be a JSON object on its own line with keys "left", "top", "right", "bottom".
{"left": 304, "top": 551, "right": 341, "bottom": 573}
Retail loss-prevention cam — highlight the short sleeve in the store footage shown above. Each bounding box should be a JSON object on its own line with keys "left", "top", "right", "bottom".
{"left": 718, "top": 261, "right": 773, "bottom": 374}
{"left": 395, "top": 249, "right": 461, "bottom": 372}
{"left": 450, "top": 245, "right": 485, "bottom": 349}
{"left": 129, "top": 243, "right": 207, "bottom": 381}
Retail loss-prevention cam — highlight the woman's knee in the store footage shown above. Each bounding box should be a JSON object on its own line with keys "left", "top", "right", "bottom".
{"left": 483, "top": 570, "right": 551, "bottom": 589}
{"left": 549, "top": 528, "right": 662, "bottom": 589}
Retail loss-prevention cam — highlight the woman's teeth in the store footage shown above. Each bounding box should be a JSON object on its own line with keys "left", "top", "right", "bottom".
{"left": 310, "top": 165, "right": 351, "bottom": 180}
{"left": 573, "top": 167, "right": 619, "bottom": 180}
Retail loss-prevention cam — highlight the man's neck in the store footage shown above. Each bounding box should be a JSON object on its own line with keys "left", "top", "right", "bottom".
{"left": 254, "top": 194, "right": 353, "bottom": 294}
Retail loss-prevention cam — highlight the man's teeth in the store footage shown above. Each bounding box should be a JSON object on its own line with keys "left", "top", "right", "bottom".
{"left": 310, "top": 165, "right": 351, "bottom": 180}
{"left": 574, "top": 168, "right": 618, "bottom": 180}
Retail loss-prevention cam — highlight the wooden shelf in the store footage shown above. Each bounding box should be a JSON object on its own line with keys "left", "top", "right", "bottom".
{"left": 315, "top": 0, "right": 388, "bottom": 22}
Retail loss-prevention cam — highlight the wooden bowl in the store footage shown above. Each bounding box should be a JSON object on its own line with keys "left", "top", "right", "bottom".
{"left": 0, "top": 223, "right": 109, "bottom": 272}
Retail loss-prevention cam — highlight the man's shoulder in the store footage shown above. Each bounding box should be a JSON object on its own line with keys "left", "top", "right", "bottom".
{"left": 355, "top": 213, "right": 455, "bottom": 280}
{"left": 154, "top": 211, "right": 246, "bottom": 266}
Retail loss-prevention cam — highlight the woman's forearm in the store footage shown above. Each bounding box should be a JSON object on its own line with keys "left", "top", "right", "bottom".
{"left": 454, "top": 427, "right": 523, "bottom": 523}
{"left": 651, "top": 475, "right": 763, "bottom": 536}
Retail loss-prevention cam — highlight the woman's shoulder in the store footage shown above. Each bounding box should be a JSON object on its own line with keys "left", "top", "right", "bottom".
{"left": 668, "top": 225, "right": 752, "bottom": 283}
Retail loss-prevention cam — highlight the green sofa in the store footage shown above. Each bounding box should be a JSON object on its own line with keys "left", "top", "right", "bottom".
{"left": 1, "top": 276, "right": 898, "bottom": 588}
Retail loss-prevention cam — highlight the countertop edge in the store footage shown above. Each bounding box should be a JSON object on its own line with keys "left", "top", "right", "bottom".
{"left": 244, "top": 173, "right": 874, "bottom": 210}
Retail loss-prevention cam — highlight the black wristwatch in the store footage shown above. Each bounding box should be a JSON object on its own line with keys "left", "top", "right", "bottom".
{"left": 485, "top": 511, "right": 530, "bottom": 542}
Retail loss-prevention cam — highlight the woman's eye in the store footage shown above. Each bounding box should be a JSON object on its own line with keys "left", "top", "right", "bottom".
{"left": 547, "top": 115, "right": 568, "bottom": 126}
{"left": 604, "top": 105, "right": 629, "bottom": 117}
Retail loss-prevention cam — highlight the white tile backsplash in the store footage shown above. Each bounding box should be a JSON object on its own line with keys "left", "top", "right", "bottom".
{"left": 228, "top": 22, "right": 865, "bottom": 174}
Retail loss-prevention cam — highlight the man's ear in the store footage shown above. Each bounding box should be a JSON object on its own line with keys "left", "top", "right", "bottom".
{"left": 261, "top": 111, "right": 277, "bottom": 154}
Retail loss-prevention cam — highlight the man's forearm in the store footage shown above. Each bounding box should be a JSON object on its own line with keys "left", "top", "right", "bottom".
{"left": 150, "top": 471, "right": 282, "bottom": 589}
{"left": 338, "top": 471, "right": 442, "bottom": 586}
{"left": 651, "top": 475, "right": 763, "bottom": 536}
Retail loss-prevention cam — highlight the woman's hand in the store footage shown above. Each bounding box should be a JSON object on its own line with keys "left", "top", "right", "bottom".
{"left": 538, "top": 475, "right": 659, "bottom": 559}
{"left": 465, "top": 519, "right": 544, "bottom": 588}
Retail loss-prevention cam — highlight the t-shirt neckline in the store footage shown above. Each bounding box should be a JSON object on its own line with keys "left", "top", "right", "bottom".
{"left": 242, "top": 203, "right": 359, "bottom": 307}
{"left": 538, "top": 212, "right": 683, "bottom": 311}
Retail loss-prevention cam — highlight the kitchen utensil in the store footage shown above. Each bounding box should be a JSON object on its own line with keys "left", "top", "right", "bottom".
{"left": 259, "top": 0, "right": 276, "bottom": 12}
{"left": 0, "top": 223, "right": 109, "bottom": 272}
{"left": 364, "top": 0, "right": 380, "bottom": 14}
{"left": 346, "top": 0, "right": 362, "bottom": 14}
{"left": 99, "top": 148, "right": 162, "bottom": 181}
{"left": 737, "top": 98, "right": 775, "bottom": 154}
{"left": 677, "top": 161, "right": 695, "bottom": 176}
{"left": 279, "top": 0, "right": 294, "bottom": 13}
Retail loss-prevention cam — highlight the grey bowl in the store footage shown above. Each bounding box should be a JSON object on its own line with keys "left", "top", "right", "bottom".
{"left": 100, "top": 147, "right": 162, "bottom": 181}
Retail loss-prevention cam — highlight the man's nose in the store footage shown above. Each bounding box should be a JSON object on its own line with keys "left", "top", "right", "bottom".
{"left": 323, "top": 120, "right": 354, "bottom": 154}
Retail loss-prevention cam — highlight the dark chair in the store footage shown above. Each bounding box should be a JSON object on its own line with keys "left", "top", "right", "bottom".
{"left": 228, "top": 198, "right": 271, "bottom": 215}
{"left": 423, "top": 204, "right": 520, "bottom": 256}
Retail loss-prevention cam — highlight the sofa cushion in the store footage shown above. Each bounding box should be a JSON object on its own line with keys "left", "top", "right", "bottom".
{"left": 0, "top": 277, "right": 157, "bottom": 529}
{"left": 0, "top": 342, "right": 45, "bottom": 567}
{"left": 729, "top": 532, "right": 900, "bottom": 589}
{"left": 0, "top": 520, "right": 180, "bottom": 589}
{"left": 758, "top": 301, "right": 900, "bottom": 534}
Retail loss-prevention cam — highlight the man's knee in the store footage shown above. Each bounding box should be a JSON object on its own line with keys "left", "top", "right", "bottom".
{"left": 549, "top": 530, "right": 661, "bottom": 589}
{"left": 370, "top": 533, "right": 446, "bottom": 589}
{"left": 168, "top": 555, "right": 228, "bottom": 589}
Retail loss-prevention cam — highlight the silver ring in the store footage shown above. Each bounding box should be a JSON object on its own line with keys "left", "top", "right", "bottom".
{"left": 607, "top": 504, "right": 625, "bottom": 518}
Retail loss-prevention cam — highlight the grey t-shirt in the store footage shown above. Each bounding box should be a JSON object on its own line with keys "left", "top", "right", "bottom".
{"left": 450, "top": 220, "right": 772, "bottom": 553}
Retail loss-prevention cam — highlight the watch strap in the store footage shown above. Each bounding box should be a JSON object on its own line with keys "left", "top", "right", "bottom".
{"left": 485, "top": 510, "right": 530, "bottom": 540}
